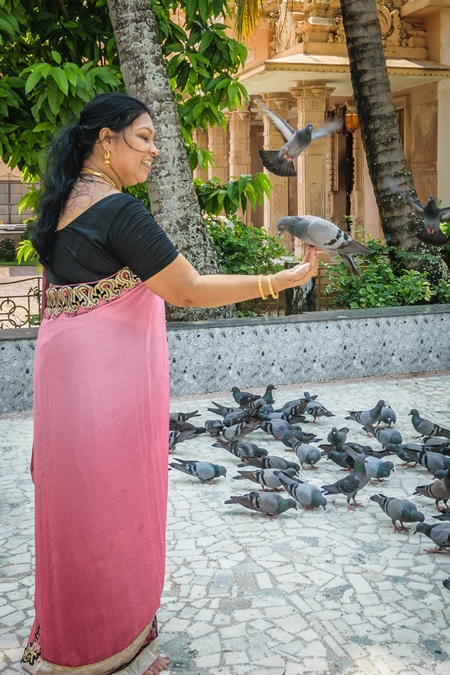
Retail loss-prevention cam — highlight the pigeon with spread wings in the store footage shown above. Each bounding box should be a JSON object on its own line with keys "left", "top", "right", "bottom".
{"left": 255, "top": 99, "right": 340, "bottom": 177}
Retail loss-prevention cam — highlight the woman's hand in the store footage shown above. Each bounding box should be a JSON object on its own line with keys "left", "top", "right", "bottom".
{"left": 271, "top": 246, "right": 322, "bottom": 293}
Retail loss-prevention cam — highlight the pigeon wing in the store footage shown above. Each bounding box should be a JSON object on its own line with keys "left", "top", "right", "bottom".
{"left": 311, "top": 118, "right": 341, "bottom": 140}
{"left": 254, "top": 99, "right": 296, "bottom": 142}
{"left": 438, "top": 206, "right": 450, "bottom": 222}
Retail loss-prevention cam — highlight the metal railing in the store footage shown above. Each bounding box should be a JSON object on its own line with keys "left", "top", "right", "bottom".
{"left": 0, "top": 276, "right": 42, "bottom": 328}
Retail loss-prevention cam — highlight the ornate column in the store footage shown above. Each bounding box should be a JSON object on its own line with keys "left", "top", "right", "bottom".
{"left": 228, "top": 104, "right": 251, "bottom": 223}
{"left": 289, "top": 81, "right": 334, "bottom": 258}
{"left": 261, "top": 93, "right": 290, "bottom": 238}
{"left": 208, "top": 125, "right": 229, "bottom": 183}
{"left": 192, "top": 128, "right": 209, "bottom": 182}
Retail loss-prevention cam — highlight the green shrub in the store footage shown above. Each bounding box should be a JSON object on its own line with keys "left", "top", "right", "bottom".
{"left": 0, "top": 238, "right": 16, "bottom": 262}
{"left": 322, "top": 239, "right": 437, "bottom": 309}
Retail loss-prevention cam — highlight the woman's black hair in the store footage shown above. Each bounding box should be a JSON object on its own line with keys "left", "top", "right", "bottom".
{"left": 32, "top": 92, "right": 151, "bottom": 266}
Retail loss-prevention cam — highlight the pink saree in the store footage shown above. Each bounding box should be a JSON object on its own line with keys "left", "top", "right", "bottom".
{"left": 22, "top": 268, "right": 169, "bottom": 674}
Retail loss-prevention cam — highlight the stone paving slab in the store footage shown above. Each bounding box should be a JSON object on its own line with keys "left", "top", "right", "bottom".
{"left": 2, "top": 372, "right": 450, "bottom": 674}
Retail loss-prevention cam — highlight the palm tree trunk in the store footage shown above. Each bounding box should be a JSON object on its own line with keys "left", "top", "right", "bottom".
{"left": 340, "top": 0, "right": 446, "bottom": 280}
{"left": 107, "top": 0, "right": 236, "bottom": 320}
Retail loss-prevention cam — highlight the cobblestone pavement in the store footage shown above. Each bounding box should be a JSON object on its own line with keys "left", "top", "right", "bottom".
{"left": 2, "top": 372, "right": 450, "bottom": 674}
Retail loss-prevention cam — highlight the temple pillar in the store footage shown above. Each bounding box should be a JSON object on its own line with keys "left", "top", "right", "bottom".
{"left": 261, "top": 93, "right": 290, "bottom": 239}
{"left": 289, "top": 82, "right": 334, "bottom": 258}
{"left": 228, "top": 104, "right": 251, "bottom": 223}
{"left": 192, "top": 128, "right": 209, "bottom": 182}
{"left": 208, "top": 125, "right": 229, "bottom": 183}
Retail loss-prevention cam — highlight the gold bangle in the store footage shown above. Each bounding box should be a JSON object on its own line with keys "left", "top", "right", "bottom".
{"left": 258, "top": 274, "right": 267, "bottom": 300}
{"left": 267, "top": 274, "right": 279, "bottom": 299}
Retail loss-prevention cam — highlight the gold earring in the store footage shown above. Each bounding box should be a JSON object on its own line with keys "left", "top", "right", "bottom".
{"left": 104, "top": 150, "right": 111, "bottom": 167}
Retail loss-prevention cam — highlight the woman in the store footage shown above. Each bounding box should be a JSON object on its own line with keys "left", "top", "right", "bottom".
{"left": 21, "top": 93, "right": 319, "bottom": 675}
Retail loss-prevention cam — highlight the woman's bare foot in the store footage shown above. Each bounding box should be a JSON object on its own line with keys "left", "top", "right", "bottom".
{"left": 144, "top": 655, "right": 170, "bottom": 674}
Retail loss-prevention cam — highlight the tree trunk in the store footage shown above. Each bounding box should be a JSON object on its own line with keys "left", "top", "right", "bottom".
{"left": 107, "top": 0, "right": 236, "bottom": 320}
{"left": 340, "top": 0, "right": 446, "bottom": 281}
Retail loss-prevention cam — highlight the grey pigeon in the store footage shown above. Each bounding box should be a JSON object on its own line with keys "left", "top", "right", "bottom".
{"left": 321, "top": 447, "right": 354, "bottom": 471}
{"left": 204, "top": 419, "right": 224, "bottom": 437}
{"left": 222, "top": 420, "right": 260, "bottom": 441}
{"left": 224, "top": 491, "right": 297, "bottom": 518}
{"left": 278, "top": 395, "right": 318, "bottom": 412}
{"left": 384, "top": 176, "right": 450, "bottom": 246}
{"left": 169, "top": 429, "right": 195, "bottom": 453}
{"left": 169, "top": 410, "right": 200, "bottom": 423}
{"left": 255, "top": 98, "right": 340, "bottom": 177}
{"left": 293, "top": 441, "right": 322, "bottom": 470}
{"left": 277, "top": 216, "right": 370, "bottom": 276}
{"left": 386, "top": 442, "right": 421, "bottom": 466}
{"left": 304, "top": 398, "right": 335, "bottom": 422}
{"left": 233, "top": 467, "right": 298, "bottom": 491}
{"left": 409, "top": 409, "right": 450, "bottom": 439}
{"left": 364, "top": 456, "right": 394, "bottom": 482}
{"left": 207, "top": 401, "right": 240, "bottom": 417}
{"left": 239, "top": 455, "right": 300, "bottom": 472}
{"left": 370, "top": 494, "right": 425, "bottom": 532}
{"left": 281, "top": 429, "right": 319, "bottom": 448}
{"left": 275, "top": 471, "right": 327, "bottom": 510}
{"left": 260, "top": 419, "right": 294, "bottom": 440}
{"left": 321, "top": 473, "right": 364, "bottom": 510}
{"left": 414, "top": 469, "right": 450, "bottom": 512}
{"left": 169, "top": 458, "right": 226, "bottom": 483}
{"left": 170, "top": 421, "right": 205, "bottom": 435}
{"left": 424, "top": 436, "right": 450, "bottom": 451}
{"left": 327, "top": 427, "right": 349, "bottom": 446}
{"left": 363, "top": 424, "right": 402, "bottom": 448}
{"left": 379, "top": 404, "right": 396, "bottom": 427}
{"left": 414, "top": 522, "right": 450, "bottom": 553}
{"left": 417, "top": 450, "right": 450, "bottom": 474}
{"left": 213, "top": 438, "right": 268, "bottom": 459}
{"left": 346, "top": 400, "right": 385, "bottom": 427}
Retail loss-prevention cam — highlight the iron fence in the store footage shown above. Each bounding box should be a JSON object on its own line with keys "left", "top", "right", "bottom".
{"left": 0, "top": 276, "right": 42, "bottom": 328}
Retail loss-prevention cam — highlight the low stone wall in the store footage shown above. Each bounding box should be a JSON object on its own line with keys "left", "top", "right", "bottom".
{"left": 1, "top": 304, "right": 450, "bottom": 412}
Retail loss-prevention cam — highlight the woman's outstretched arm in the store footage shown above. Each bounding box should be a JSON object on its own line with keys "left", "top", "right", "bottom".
{"left": 144, "top": 246, "right": 321, "bottom": 308}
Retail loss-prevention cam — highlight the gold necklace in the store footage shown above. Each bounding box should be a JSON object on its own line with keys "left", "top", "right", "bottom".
{"left": 80, "top": 167, "right": 119, "bottom": 191}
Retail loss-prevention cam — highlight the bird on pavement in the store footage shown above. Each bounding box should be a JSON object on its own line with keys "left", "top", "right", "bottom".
{"left": 362, "top": 424, "right": 402, "bottom": 448}
{"left": 414, "top": 521, "right": 450, "bottom": 553}
{"left": 370, "top": 494, "right": 425, "bottom": 532}
{"left": 224, "top": 492, "right": 297, "bottom": 519}
{"left": 239, "top": 455, "right": 300, "bottom": 472}
{"left": 213, "top": 438, "right": 268, "bottom": 460}
{"left": 414, "top": 469, "right": 450, "bottom": 512}
{"left": 255, "top": 98, "right": 340, "bottom": 177}
{"left": 346, "top": 400, "right": 385, "bottom": 427}
{"left": 277, "top": 216, "right": 370, "bottom": 276}
{"left": 233, "top": 467, "right": 298, "bottom": 491}
{"left": 409, "top": 409, "right": 450, "bottom": 439}
{"left": 274, "top": 471, "right": 327, "bottom": 510}
{"left": 169, "top": 458, "right": 227, "bottom": 484}
{"left": 169, "top": 410, "right": 201, "bottom": 423}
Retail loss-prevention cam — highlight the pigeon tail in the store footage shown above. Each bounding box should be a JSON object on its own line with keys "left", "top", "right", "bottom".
{"left": 416, "top": 228, "right": 449, "bottom": 247}
{"left": 258, "top": 149, "right": 297, "bottom": 177}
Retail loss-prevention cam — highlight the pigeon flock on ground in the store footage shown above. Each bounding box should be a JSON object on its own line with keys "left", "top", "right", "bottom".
{"left": 168, "top": 384, "right": 450, "bottom": 593}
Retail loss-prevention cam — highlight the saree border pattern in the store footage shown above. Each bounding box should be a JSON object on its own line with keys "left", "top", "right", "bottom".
{"left": 44, "top": 267, "right": 141, "bottom": 319}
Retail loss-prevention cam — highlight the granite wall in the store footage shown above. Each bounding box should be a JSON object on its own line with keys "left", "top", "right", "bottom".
{"left": 1, "top": 305, "right": 450, "bottom": 412}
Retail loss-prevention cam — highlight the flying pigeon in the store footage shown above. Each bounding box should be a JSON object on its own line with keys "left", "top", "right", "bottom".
{"left": 255, "top": 98, "right": 340, "bottom": 177}
{"left": 277, "top": 216, "right": 370, "bottom": 276}
{"left": 369, "top": 494, "right": 425, "bottom": 532}
{"left": 169, "top": 458, "right": 227, "bottom": 483}
{"left": 414, "top": 521, "right": 450, "bottom": 553}
{"left": 346, "top": 400, "right": 385, "bottom": 427}
{"left": 384, "top": 176, "right": 450, "bottom": 246}
{"left": 274, "top": 471, "right": 327, "bottom": 510}
{"left": 409, "top": 409, "right": 450, "bottom": 439}
{"left": 224, "top": 491, "right": 297, "bottom": 519}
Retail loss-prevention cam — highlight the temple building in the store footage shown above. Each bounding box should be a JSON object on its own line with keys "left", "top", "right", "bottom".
{"left": 194, "top": 0, "right": 450, "bottom": 260}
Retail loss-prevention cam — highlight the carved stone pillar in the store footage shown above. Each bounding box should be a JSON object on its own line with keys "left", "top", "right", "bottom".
{"left": 208, "top": 125, "right": 229, "bottom": 183}
{"left": 290, "top": 82, "right": 334, "bottom": 258}
{"left": 228, "top": 104, "right": 251, "bottom": 222}
{"left": 192, "top": 128, "right": 209, "bottom": 182}
{"left": 261, "top": 93, "right": 290, "bottom": 238}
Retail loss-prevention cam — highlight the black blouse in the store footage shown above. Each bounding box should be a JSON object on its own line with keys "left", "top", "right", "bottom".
{"left": 47, "top": 193, "right": 179, "bottom": 285}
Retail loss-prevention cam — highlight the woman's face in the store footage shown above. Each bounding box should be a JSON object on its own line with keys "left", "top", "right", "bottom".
{"left": 107, "top": 112, "right": 159, "bottom": 186}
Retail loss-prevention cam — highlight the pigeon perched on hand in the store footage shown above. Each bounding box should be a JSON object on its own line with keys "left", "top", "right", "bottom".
{"left": 169, "top": 458, "right": 227, "bottom": 483}
{"left": 414, "top": 521, "right": 450, "bottom": 553}
{"left": 384, "top": 176, "right": 450, "bottom": 246}
{"left": 277, "top": 216, "right": 370, "bottom": 276}
{"left": 224, "top": 491, "right": 297, "bottom": 518}
{"left": 369, "top": 494, "right": 424, "bottom": 532}
{"left": 409, "top": 409, "right": 450, "bottom": 439}
{"left": 255, "top": 98, "right": 340, "bottom": 177}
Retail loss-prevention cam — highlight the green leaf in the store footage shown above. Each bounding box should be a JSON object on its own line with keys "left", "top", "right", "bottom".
{"left": 50, "top": 66, "right": 69, "bottom": 95}
{"left": 51, "top": 50, "right": 62, "bottom": 64}
{"left": 24, "top": 63, "right": 51, "bottom": 94}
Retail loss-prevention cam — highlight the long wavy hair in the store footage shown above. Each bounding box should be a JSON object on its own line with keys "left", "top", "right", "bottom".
{"left": 32, "top": 92, "right": 151, "bottom": 266}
